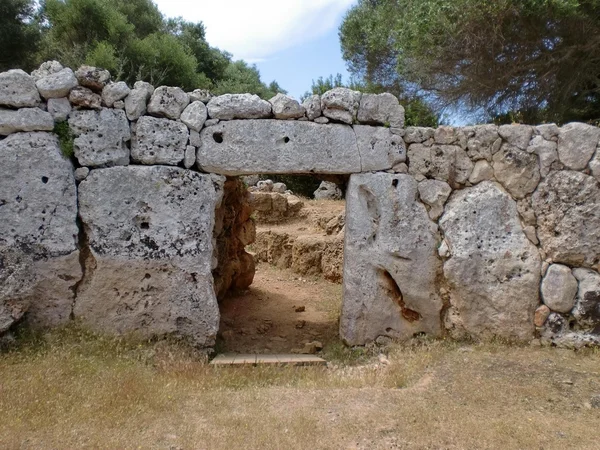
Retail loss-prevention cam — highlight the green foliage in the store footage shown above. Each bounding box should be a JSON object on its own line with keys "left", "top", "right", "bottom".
{"left": 53, "top": 121, "right": 74, "bottom": 159}
{"left": 0, "top": 0, "right": 41, "bottom": 71}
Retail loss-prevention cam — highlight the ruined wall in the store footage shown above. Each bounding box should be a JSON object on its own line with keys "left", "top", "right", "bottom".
{"left": 1, "top": 61, "right": 599, "bottom": 349}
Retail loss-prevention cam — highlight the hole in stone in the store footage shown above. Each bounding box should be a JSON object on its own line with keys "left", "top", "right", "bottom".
{"left": 283, "top": 136, "right": 290, "bottom": 143}
{"left": 392, "top": 179, "right": 399, "bottom": 188}
{"left": 213, "top": 132, "right": 224, "bottom": 143}
{"left": 144, "top": 273, "right": 151, "bottom": 279}
{"left": 378, "top": 268, "right": 421, "bottom": 323}
{"left": 140, "top": 222, "right": 150, "bottom": 229}
{"left": 41, "top": 176, "right": 49, "bottom": 184}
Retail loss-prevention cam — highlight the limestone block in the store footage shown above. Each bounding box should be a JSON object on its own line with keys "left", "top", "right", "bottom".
{"left": 0, "top": 108, "right": 54, "bottom": 136}
{"left": 189, "top": 89, "right": 213, "bottom": 103}
{"left": 125, "top": 84, "right": 153, "bottom": 121}
{"left": 340, "top": 173, "right": 443, "bottom": 345}
{"left": 492, "top": 144, "right": 540, "bottom": 199}
{"left": 35, "top": 68, "right": 78, "bottom": 99}
{"left": 403, "top": 127, "right": 435, "bottom": 144}
{"left": 207, "top": 93, "right": 271, "bottom": 120}
{"left": 557, "top": 122, "right": 600, "bottom": 170}
{"left": 147, "top": 86, "right": 190, "bottom": 119}
{"left": 434, "top": 126, "right": 464, "bottom": 146}
{"left": 76, "top": 166, "right": 224, "bottom": 348}
{"left": 407, "top": 144, "right": 473, "bottom": 188}
{"left": 69, "top": 108, "right": 131, "bottom": 167}
{"left": 196, "top": 119, "right": 360, "bottom": 175}
{"left": 74, "top": 167, "right": 89, "bottom": 181}
{"left": 572, "top": 268, "right": 600, "bottom": 330}
{"left": 418, "top": 179, "right": 452, "bottom": 220}
{"left": 541, "top": 264, "right": 578, "bottom": 313}
{"left": 102, "top": 81, "right": 130, "bottom": 107}
{"left": 31, "top": 61, "right": 63, "bottom": 81}
{"left": 269, "top": 93, "right": 305, "bottom": 119}
{"left": 0, "top": 69, "right": 41, "bottom": 107}
{"left": 536, "top": 124, "right": 560, "bottom": 141}
{"left": 463, "top": 124, "right": 500, "bottom": 161}
{"left": 468, "top": 160, "right": 495, "bottom": 184}
{"left": 180, "top": 101, "right": 208, "bottom": 132}
{"left": 532, "top": 170, "right": 600, "bottom": 267}
{"left": 498, "top": 124, "right": 534, "bottom": 150}
{"left": 68, "top": 86, "right": 101, "bottom": 110}
{"left": 354, "top": 125, "right": 406, "bottom": 171}
{"left": 528, "top": 135, "right": 558, "bottom": 177}
{"left": 131, "top": 116, "right": 189, "bottom": 165}
{"left": 184, "top": 145, "right": 196, "bottom": 169}
{"left": 314, "top": 181, "right": 343, "bottom": 200}
{"left": 47, "top": 97, "right": 72, "bottom": 121}
{"left": 321, "top": 88, "right": 361, "bottom": 125}
{"left": 357, "top": 93, "right": 405, "bottom": 128}
{"left": 75, "top": 65, "right": 111, "bottom": 92}
{"left": 302, "top": 95, "right": 321, "bottom": 120}
{"left": 439, "top": 181, "right": 541, "bottom": 341}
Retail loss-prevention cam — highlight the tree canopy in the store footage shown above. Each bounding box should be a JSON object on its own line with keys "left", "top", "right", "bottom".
{"left": 340, "top": 0, "right": 600, "bottom": 124}
{"left": 0, "top": 0, "right": 41, "bottom": 71}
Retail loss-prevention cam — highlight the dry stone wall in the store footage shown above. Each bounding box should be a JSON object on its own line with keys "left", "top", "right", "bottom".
{"left": 1, "top": 61, "right": 599, "bottom": 349}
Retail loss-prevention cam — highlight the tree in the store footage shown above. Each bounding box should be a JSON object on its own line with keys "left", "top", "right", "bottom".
{"left": 340, "top": 0, "right": 600, "bottom": 124}
{"left": 0, "top": 0, "right": 41, "bottom": 71}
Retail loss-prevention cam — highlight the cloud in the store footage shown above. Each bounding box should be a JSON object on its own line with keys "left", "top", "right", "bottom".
{"left": 153, "top": 0, "right": 355, "bottom": 61}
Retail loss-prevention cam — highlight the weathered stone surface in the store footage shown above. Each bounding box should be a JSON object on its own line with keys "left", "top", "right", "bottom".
{"left": 404, "top": 127, "right": 434, "bottom": 144}
{"left": 35, "top": 68, "right": 78, "bottom": 99}
{"left": 536, "top": 124, "right": 560, "bottom": 141}
{"left": 468, "top": 160, "right": 495, "bottom": 184}
{"left": 102, "top": 81, "right": 130, "bottom": 107}
{"left": 0, "top": 132, "right": 79, "bottom": 331}
{"left": 498, "top": 124, "right": 534, "bottom": 150}
{"left": 528, "top": 135, "right": 558, "bottom": 177}
{"left": 75, "top": 65, "right": 111, "bottom": 92}
{"left": 188, "top": 89, "right": 212, "bottom": 103}
{"left": 572, "top": 268, "right": 600, "bottom": 329}
{"left": 47, "top": 97, "right": 72, "bottom": 121}
{"left": 357, "top": 93, "right": 404, "bottom": 128}
{"left": 589, "top": 150, "right": 600, "bottom": 180}
{"left": 439, "top": 181, "right": 541, "bottom": 341}
{"left": 313, "top": 116, "right": 329, "bottom": 124}
{"left": 464, "top": 124, "right": 500, "bottom": 161}
{"left": 68, "top": 86, "right": 101, "bottom": 110}
{"left": 434, "top": 126, "right": 465, "bottom": 147}
{"left": 272, "top": 182, "right": 287, "bottom": 193}
{"left": 354, "top": 125, "right": 406, "bottom": 171}
{"left": 69, "top": 108, "right": 131, "bottom": 167}
{"left": 314, "top": 181, "right": 343, "bottom": 200}
{"left": 418, "top": 179, "right": 452, "bottom": 220}
{"left": 532, "top": 170, "right": 600, "bottom": 267}
{"left": 124, "top": 83, "right": 153, "bottom": 121}
{"left": 492, "top": 144, "right": 540, "bottom": 199}
{"left": 407, "top": 144, "right": 473, "bottom": 187}
{"left": 131, "top": 116, "right": 189, "bottom": 165}
{"left": 76, "top": 166, "right": 224, "bottom": 347}
{"left": 557, "top": 122, "right": 600, "bottom": 170}
{"left": 196, "top": 120, "right": 360, "bottom": 175}
{"left": 147, "top": 86, "right": 190, "bottom": 119}
{"left": 269, "top": 93, "right": 305, "bottom": 119}
{"left": 207, "top": 94, "right": 271, "bottom": 120}
{"left": 341, "top": 173, "right": 443, "bottom": 345}
{"left": 541, "top": 264, "right": 578, "bottom": 313}
{"left": 74, "top": 167, "right": 90, "bottom": 181}
{"left": 534, "top": 305, "right": 551, "bottom": 327}
{"left": 0, "top": 69, "right": 41, "bottom": 107}
{"left": 184, "top": 145, "right": 196, "bottom": 169}
{"left": 0, "top": 108, "right": 54, "bottom": 135}
{"left": 113, "top": 100, "right": 124, "bottom": 109}
{"left": 31, "top": 61, "right": 63, "bottom": 81}
{"left": 302, "top": 95, "right": 321, "bottom": 120}
{"left": 321, "top": 88, "right": 361, "bottom": 125}
{"left": 180, "top": 101, "right": 208, "bottom": 132}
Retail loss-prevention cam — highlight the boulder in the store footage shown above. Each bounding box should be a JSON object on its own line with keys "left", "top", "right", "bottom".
{"left": 341, "top": 173, "right": 443, "bottom": 345}
{"left": 207, "top": 93, "right": 271, "bottom": 120}
{"left": 557, "top": 122, "right": 600, "bottom": 170}
{"left": 417, "top": 179, "right": 452, "bottom": 220}
{"left": 189, "top": 89, "right": 213, "bottom": 103}
{"left": 124, "top": 82, "right": 154, "bottom": 121}
{"left": 321, "top": 87, "right": 361, "bottom": 125}
{"left": 35, "top": 68, "right": 78, "bottom": 99}
{"left": 403, "top": 127, "right": 435, "bottom": 144}
{"left": 69, "top": 108, "right": 131, "bottom": 167}
{"left": 0, "top": 69, "right": 41, "bottom": 107}
{"left": 47, "top": 97, "right": 72, "bottom": 121}
{"left": 532, "top": 170, "right": 600, "bottom": 267}
{"left": 131, "top": 116, "right": 189, "bottom": 165}
{"left": 180, "top": 101, "right": 208, "bottom": 132}
{"left": 272, "top": 182, "right": 287, "bottom": 193}
{"left": 572, "top": 268, "right": 600, "bottom": 329}
{"left": 463, "top": 124, "right": 500, "bottom": 162}
{"left": 302, "top": 95, "right": 321, "bottom": 120}
{"left": 541, "top": 264, "right": 578, "bottom": 313}
{"left": 269, "top": 93, "right": 305, "bottom": 119}
{"left": 354, "top": 125, "right": 406, "bottom": 171}
{"left": 31, "top": 61, "right": 63, "bottom": 81}
{"left": 536, "top": 124, "right": 560, "bottom": 141}
{"left": 147, "top": 86, "right": 190, "bottom": 119}
{"left": 196, "top": 119, "right": 360, "bottom": 175}
{"left": 439, "top": 181, "right": 541, "bottom": 341}
{"left": 492, "top": 144, "right": 540, "bottom": 199}
{"left": 76, "top": 166, "right": 224, "bottom": 348}
{"left": 101, "top": 81, "right": 130, "bottom": 107}
{"left": 75, "top": 65, "right": 111, "bottom": 92}
{"left": 468, "top": 160, "right": 495, "bottom": 184}
{"left": 68, "top": 86, "right": 102, "bottom": 110}
{"left": 407, "top": 144, "right": 473, "bottom": 188}
{"left": 314, "top": 181, "right": 343, "bottom": 200}
{"left": 0, "top": 108, "right": 54, "bottom": 135}
{"left": 357, "top": 93, "right": 405, "bottom": 128}
{"left": 498, "top": 124, "right": 534, "bottom": 150}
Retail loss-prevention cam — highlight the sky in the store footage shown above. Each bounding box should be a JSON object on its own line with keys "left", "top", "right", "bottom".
{"left": 153, "top": 0, "right": 356, "bottom": 100}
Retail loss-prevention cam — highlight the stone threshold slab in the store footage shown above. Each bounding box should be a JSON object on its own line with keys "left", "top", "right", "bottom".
{"left": 210, "top": 353, "right": 326, "bottom": 366}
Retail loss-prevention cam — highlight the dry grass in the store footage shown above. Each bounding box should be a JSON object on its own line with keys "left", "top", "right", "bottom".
{"left": 1, "top": 326, "right": 599, "bottom": 449}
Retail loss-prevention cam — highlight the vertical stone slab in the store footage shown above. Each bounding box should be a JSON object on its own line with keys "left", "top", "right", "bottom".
{"left": 340, "top": 173, "right": 443, "bottom": 345}
{"left": 75, "top": 166, "right": 224, "bottom": 348}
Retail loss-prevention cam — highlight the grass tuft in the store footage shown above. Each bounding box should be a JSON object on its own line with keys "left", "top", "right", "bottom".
{"left": 53, "top": 121, "right": 74, "bottom": 159}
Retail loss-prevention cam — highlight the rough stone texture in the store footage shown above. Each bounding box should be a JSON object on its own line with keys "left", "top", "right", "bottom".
{"left": 528, "top": 135, "right": 558, "bottom": 177}
{"left": 0, "top": 132, "right": 79, "bottom": 331}
{"left": 180, "top": 101, "right": 208, "bottom": 132}
{"left": 492, "top": 144, "right": 540, "bottom": 199}
{"left": 314, "top": 181, "right": 343, "bottom": 200}
{"left": 184, "top": 145, "right": 196, "bottom": 169}
{"left": 354, "top": 125, "right": 406, "bottom": 171}
{"left": 68, "top": 86, "right": 101, "bottom": 110}
{"left": 269, "top": 93, "right": 305, "bottom": 119}
{"left": 196, "top": 120, "right": 360, "bottom": 175}
{"left": 357, "top": 93, "right": 405, "bottom": 128}
{"left": 464, "top": 125, "right": 500, "bottom": 161}
{"left": 0, "top": 69, "right": 41, "bottom": 107}
{"left": 557, "top": 123, "right": 600, "bottom": 170}
{"left": 189, "top": 89, "right": 213, "bottom": 103}
{"left": 498, "top": 124, "right": 534, "bottom": 150}
{"left": 0, "top": 108, "right": 54, "bottom": 135}
{"left": 74, "top": 167, "right": 90, "bottom": 181}
{"left": 272, "top": 182, "right": 287, "bottom": 193}
{"left": 418, "top": 179, "right": 452, "bottom": 220}
{"left": 31, "top": 61, "right": 63, "bottom": 81}
{"left": 321, "top": 88, "right": 361, "bottom": 125}
{"left": 572, "top": 269, "right": 600, "bottom": 329}
{"left": 102, "top": 81, "right": 130, "bottom": 107}
{"left": 589, "top": 150, "right": 600, "bottom": 180}
{"left": 434, "top": 126, "right": 465, "bottom": 146}
{"left": 76, "top": 166, "right": 224, "bottom": 348}
{"left": 536, "top": 124, "right": 560, "bottom": 141}
{"left": 249, "top": 192, "right": 303, "bottom": 223}
{"left": 47, "top": 97, "right": 72, "bottom": 121}
{"left": 75, "top": 65, "right": 111, "bottom": 92}
{"left": 439, "top": 181, "right": 541, "bottom": 341}
{"left": 314, "top": 116, "right": 329, "bottom": 124}
{"left": 404, "top": 127, "right": 434, "bottom": 144}
{"left": 407, "top": 144, "right": 473, "bottom": 188}
{"left": 207, "top": 94, "right": 271, "bottom": 120}
{"left": 125, "top": 84, "right": 153, "bottom": 121}
{"left": 534, "top": 305, "right": 551, "bottom": 327}
{"left": 468, "top": 160, "right": 495, "bottom": 184}
{"left": 302, "top": 95, "right": 321, "bottom": 120}
{"left": 532, "top": 170, "right": 600, "bottom": 267}
{"left": 113, "top": 100, "right": 124, "bottom": 110}
{"left": 341, "top": 173, "right": 443, "bottom": 345}
{"left": 35, "top": 68, "right": 78, "bottom": 99}
{"left": 131, "top": 116, "right": 189, "bottom": 165}
{"left": 541, "top": 264, "right": 578, "bottom": 313}
{"left": 147, "top": 86, "right": 190, "bottom": 120}
{"left": 69, "top": 108, "right": 131, "bottom": 167}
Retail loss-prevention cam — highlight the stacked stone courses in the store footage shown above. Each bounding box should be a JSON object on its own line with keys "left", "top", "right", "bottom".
{"left": 1, "top": 61, "right": 599, "bottom": 349}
